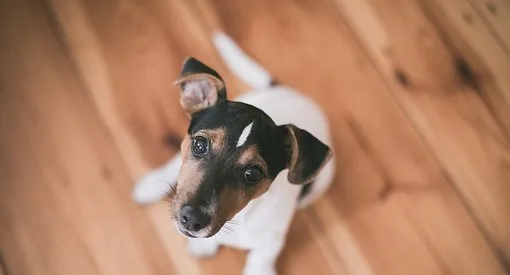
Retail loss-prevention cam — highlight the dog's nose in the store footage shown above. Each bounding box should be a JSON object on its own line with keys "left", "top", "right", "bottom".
{"left": 179, "top": 205, "right": 211, "bottom": 232}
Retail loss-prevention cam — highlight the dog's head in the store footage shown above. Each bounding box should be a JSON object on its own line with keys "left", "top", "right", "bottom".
{"left": 172, "top": 57, "right": 332, "bottom": 238}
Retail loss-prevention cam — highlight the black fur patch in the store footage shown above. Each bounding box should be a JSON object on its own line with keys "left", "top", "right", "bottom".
{"left": 181, "top": 57, "right": 224, "bottom": 82}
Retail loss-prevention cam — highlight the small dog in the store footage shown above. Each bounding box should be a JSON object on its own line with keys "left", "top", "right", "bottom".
{"left": 132, "top": 32, "right": 335, "bottom": 275}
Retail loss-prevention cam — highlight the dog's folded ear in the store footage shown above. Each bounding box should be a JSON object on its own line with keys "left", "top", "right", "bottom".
{"left": 174, "top": 57, "right": 227, "bottom": 115}
{"left": 280, "top": 124, "right": 333, "bottom": 184}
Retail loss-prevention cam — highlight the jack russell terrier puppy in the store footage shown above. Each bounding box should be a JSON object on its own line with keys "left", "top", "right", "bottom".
{"left": 132, "top": 32, "right": 335, "bottom": 275}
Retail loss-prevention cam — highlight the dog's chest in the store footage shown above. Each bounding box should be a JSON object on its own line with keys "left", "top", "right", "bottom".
{"left": 214, "top": 172, "right": 302, "bottom": 250}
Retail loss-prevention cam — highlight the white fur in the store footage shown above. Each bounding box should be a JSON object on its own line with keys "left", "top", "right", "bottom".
{"left": 236, "top": 121, "right": 254, "bottom": 147}
{"left": 188, "top": 235, "right": 219, "bottom": 258}
{"left": 132, "top": 32, "right": 335, "bottom": 275}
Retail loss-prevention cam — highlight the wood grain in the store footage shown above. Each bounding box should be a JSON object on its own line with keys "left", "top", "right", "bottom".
{"left": 421, "top": 0, "right": 510, "bottom": 139}
{"left": 0, "top": 0, "right": 175, "bottom": 274}
{"left": 333, "top": 0, "right": 510, "bottom": 266}
{"left": 0, "top": 0, "right": 508, "bottom": 274}
{"left": 467, "top": 0, "right": 510, "bottom": 53}
{"left": 419, "top": 0, "right": 510, "bottom": 262}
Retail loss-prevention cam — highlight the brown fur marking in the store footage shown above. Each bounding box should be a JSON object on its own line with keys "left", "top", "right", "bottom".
{"left": 237, "top": 145, "right": 268, "bottom": 175}
{"left": 194, "top": 128, "right": 227, "bottom": 154}
{"left": 215, "top": 178, "right": 271, "bottom": 229}
{"left": 173, "top": 129, "right": 227, "bottom": 213}
{"left": 175, "top": 135, "right": 203, "bottom": 206}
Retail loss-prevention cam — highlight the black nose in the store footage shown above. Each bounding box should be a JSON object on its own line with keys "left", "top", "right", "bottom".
{"left": 179, "top": 205, "right": 211, "bottom": 232}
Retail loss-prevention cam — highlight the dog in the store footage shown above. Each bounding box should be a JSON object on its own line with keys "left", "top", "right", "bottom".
{"left": 132, "top": 32, "right": 335, "bottom": 275}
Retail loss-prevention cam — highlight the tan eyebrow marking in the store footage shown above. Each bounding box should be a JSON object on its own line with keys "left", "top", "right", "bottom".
{"left": 237, "top": 145, "right": 268, "bottom": 175}
{"left": 194, "top": 128, "right": 227, "bottom": 153}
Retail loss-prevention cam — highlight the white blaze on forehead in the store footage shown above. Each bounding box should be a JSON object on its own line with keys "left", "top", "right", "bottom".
{"left": 236, "top": 121, "right": 254, "bottom": 147}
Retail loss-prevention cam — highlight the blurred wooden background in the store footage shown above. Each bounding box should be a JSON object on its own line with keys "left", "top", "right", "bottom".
{"left": 0, "top": 0, "right": 509, "bottom": 274}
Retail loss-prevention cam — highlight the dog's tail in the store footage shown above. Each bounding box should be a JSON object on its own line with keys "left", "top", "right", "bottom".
{"left": 212, "top": 31, "right": 276, "bottom": 90}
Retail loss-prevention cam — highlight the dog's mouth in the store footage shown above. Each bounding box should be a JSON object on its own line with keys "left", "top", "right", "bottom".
{"left": 173, "top": 220, "right": 222, "bottom": 239}
{"left": 177, "top": 227, "right": 198, "bottom": 238}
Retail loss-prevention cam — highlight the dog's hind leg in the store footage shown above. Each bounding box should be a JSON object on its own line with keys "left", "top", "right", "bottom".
{"left": 132, "top": 154, "right": 182, "bottom": 204}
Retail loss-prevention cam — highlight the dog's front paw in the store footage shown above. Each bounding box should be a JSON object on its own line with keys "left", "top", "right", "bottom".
{"left": 243, "top": 264, "right": 277, "bottom": 275}
{"left": 187, "top": 238, "right": 219, "bottom": 258}
{"left": 132, "top": 171, "right": 171, "bottom": 204}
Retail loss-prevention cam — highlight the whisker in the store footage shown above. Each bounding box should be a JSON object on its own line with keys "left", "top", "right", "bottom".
{"left": 220, "top": 228, "right": 235, "bottom": 240}
{"left": 221, "top": 225, "right": 238, "bottom": 241}
{"left": 225, "top": 220, "right": 249, "bottom": 231}
{"left": 162, "top": 181, "right": 177, "bottom": 203}
{"left": 165, "top": 181, "right": 177, "bottom": 193}
{"left": 220, "top": 225, "right": 233, "bottom": 235}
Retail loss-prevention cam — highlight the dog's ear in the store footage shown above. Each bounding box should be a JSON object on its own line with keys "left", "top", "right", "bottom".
{"left": 280, "top": 124, "right": 333, "bottom": 184}
{"left": 174, "top": 57, "right": 227, "bottom": 115}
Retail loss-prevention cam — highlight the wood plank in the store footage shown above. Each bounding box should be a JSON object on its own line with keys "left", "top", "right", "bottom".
{"left": 47, "top": 0, "right": 150, "bottom": 179}
{"left": 347, "top": 200, "right": 444, "bottom": 275}
{"left": 313, "top": 190, "right": 504, "bottom": 275}
{"left": 0, "top": 0, "right": 176, "bottom": 274}
{"left": 420, "top": 0, "right": 510, "bottom": 139}
{"left": 333, "top": 0, "right": 510, "bottom": 265}
{"left": 0, "top": 1, "right": 99, "bottom": 274}
{"left": 396, "top": 190, "right": 505, "bottom": 275}
{"left": 278, "top": 213, "right": 339, "bottom": 275}
{"left": 0, "top": 111, "right": 100, "bottom": 275}
{"left": 304, "top": 200, "right": 375, "bottom": 275}
{"left": 0, "top": 134, "right": 101, "bottom": 275}
{"left": 420, "top": 0, "right": 510, "bottom": 263}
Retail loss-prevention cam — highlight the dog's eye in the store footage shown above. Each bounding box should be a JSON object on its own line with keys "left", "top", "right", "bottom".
{"left": 191, "top": 136, "right": 208, "bottom": 157}
{"left": 244, "top": 166, "right": 263, "bottom": 185}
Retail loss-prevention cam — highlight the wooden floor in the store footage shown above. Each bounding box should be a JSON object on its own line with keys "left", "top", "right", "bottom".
{"left": 1, "top": 0, "right": 509, "bottom": 274}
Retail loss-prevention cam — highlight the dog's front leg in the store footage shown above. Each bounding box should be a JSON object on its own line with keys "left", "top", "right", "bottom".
{"left": 132, "top": 154, "right": 182, "bottom": 204}
{"left": 244, "top": 233, "right": 285, "bottom": 275}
